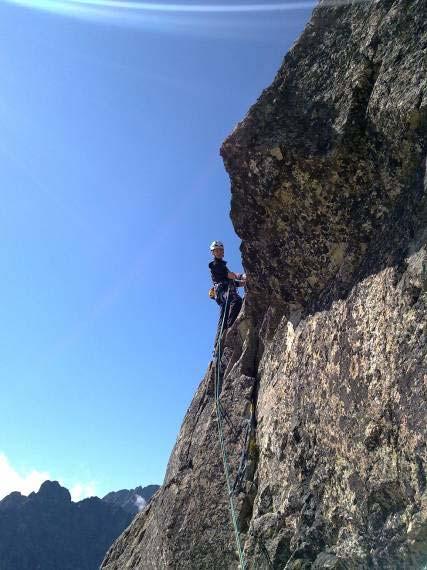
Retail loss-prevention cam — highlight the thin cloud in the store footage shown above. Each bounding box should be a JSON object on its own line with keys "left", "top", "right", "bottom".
{"left": 0, "top": 452, "right": 97, "bottom": 502}
{"left": 134, "top": 494, "right": 147, "bottom": 511}
{"left": 69, "top": 481, "right": 97, "bottom": 501}
{"left": 0, "top": 452, "right": 50, "bottom": 499}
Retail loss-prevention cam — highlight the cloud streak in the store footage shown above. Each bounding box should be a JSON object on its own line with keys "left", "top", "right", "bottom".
{"left": 70, "top": 481, "right": 97, "bottom": 501}
{"left": 2, "top": 0, "right": 371, "bottom": 38}
{"left": 0, "top": 453, "right": 50, "bottom": 500}
{"left": 3, "top": 0, "right": 368, "bottom": 13}
{"left": 0, "top": 452, "right": 97, "bottom": 502}
{"left": 3, "top": 0, "right": 370, "bottom": 24}
{"left": 134, "top": 494, "right": 147, "bottom": 511}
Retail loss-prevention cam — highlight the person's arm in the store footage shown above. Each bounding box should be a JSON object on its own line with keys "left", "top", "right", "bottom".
{"left": 234, "top": 273, "right": 246, "bottom": 286}
{"left": 228, "top": 271, "right": 247, "bottom": 285}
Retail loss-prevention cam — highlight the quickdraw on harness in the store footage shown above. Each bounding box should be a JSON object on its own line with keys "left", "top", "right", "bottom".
{"left": 208, "top": 276, "right": 246, "bottom": 302}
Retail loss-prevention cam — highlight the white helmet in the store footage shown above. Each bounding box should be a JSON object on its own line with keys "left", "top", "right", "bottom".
{"left": 210, "top": 240, "right": 224, "bottom": 251}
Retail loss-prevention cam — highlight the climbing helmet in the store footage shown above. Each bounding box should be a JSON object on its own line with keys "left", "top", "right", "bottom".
{"left": 210, "top": 240, "right": 224, "bottom": 252}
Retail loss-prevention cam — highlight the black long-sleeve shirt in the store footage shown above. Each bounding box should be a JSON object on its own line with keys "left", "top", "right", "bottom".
{"left": 209, "top": 258, "right": 229, "bottom": 284}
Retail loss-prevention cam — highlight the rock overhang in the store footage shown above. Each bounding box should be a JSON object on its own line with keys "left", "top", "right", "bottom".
{"left": 221, "top": 0, "right": 427, "bottom": 315}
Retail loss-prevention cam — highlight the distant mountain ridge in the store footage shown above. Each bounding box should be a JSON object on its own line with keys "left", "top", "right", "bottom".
{"left": 103, "top": 484, "right": 159, "bottom": 515}
{"left": 0, "top": 480, "right": 159, "bottom": 570}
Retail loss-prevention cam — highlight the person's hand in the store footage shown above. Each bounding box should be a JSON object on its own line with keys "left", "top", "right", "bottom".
{"left": 228, "top": 272, "right": 238, "bottom": 280}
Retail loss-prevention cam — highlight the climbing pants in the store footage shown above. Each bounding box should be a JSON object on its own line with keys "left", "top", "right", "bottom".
{"left": 214, "top": 283, "right": 242, "bottom": 348}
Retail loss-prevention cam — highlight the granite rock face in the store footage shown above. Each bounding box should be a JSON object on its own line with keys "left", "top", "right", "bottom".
{"left": 102, "top": 1, "right": 427, "bottom": 568}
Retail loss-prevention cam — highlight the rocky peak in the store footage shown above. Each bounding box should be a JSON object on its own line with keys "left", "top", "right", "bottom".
{"left": 36, "top": 480, "right": 72, "bottom": 504}
{"left": 0, "top": 491, "right": 25, "bottom": 511}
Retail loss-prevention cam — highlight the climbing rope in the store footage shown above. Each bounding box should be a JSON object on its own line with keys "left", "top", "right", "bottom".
{"left": 213, "top": 281, "right": 274, "bottom": 570}
{"left": 214, "top": 282, "right": 247, "bottom": 570}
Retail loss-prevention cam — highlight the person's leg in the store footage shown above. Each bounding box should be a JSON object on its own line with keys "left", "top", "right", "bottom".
{"left": 213, "top": 289, "right": 228, "bottom": 352}
{"left": 213, "top": 286, "right": 242, "bottom": 352}
{"left": 227, "top": 291, "right": 242, "bottom": 328}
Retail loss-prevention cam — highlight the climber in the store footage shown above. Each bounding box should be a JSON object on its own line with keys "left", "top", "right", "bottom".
{"left": 209, "top": 240, "right": 246, "bottom": 350}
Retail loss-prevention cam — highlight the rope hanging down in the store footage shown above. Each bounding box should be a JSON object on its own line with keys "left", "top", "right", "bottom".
{"left": 213, "top": 282, "right": 274, "bottom": 570}
{"left": 214, "top": 282, "right": 247, "bottom": 570}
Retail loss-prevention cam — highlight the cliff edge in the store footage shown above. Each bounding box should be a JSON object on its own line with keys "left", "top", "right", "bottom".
{"left": 102, "top": 1, "right": 427, "bottom": 567}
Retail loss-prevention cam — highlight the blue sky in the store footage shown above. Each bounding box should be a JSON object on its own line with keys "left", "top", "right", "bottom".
{"left": 0, "top": 0, "right": 311, "bottom": 500}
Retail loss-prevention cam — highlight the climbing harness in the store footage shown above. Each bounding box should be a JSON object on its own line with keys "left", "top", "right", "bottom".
{"left": 209, "top": 274, "right": 246, "bottom": 303}
{"left": 214, "top": 282, "right": 247, "bottom": 570}
{"left": 208, "top": 282, "right": 227, "bottom": 303}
